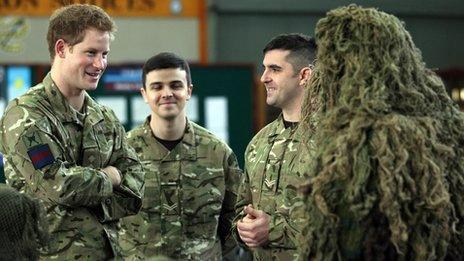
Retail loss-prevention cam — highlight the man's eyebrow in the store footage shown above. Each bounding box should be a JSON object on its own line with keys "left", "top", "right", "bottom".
{"left": 268, "top": 64, "right": 282, "bottom": 70}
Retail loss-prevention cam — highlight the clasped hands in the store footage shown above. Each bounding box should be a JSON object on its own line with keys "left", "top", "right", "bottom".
{"left": 101, "top": 166, "right": 122, "bottom": 187}
{"left": 236, "top": 204, "right": 270, "bottom": 248}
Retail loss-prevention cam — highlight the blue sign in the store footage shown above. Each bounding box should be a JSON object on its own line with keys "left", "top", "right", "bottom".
{"left": 7, "top": 66, "right": 31, "bottom": 101}
{"left": 103, "top": 68, "right": 142, "bottom": 91}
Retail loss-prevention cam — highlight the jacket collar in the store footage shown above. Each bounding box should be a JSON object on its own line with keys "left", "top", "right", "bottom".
{"left": 43, "top": 73, "right": 104, "bottom": 125}
{"left": 267, "top": 114, "right": 301, "bottom": 143}
{"left": 141, "top": 116, "right": 197, "bottom": 161}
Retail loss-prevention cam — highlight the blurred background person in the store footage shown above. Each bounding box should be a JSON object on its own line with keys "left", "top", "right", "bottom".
{"left": 0, "top": 184, "right": 48, "bottom": 260}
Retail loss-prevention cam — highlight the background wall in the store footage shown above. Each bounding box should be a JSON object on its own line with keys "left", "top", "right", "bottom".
{"left": 2, "top": 0, "right": 463, "bottom": 68}
{"left": 0, "top": 17, "right": 200, "bottom": 63}
{"left": 210, "top": 0, "right": 464, "bottom": 70}
{"left": 208, "top": 0, "right": 464, "bottom": 122}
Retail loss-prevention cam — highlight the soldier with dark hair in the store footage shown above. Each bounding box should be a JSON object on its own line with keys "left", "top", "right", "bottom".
{"left": 0, "top": 4, "right": 144, "bottom": 259}
{"left": 119, "top": 52, "right": 241, "bottom": 260}
{"left": 234, "top": 33, "right": 317, "bottom": 260}
{"left": 298, "top": 5, "right": 464, "bottom": 260}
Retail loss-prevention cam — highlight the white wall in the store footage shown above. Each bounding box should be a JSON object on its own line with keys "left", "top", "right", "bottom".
{"left": 0, "top": 17, "right": 200, "bottom": 64}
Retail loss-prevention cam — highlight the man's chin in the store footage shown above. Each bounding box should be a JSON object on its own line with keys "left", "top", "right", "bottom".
{"left": 266, "top": 98, "right": 276, "bottom": 107}
{"left": 84, "top": 84, "right": 99, "bottom": 91}
{"left": 159, "top": 113, "right": 180, "bottom": 121}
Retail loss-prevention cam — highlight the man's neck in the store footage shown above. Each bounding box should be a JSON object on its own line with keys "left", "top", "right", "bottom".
{"left": 50, "top": 68, "right": 85, "bottom": 112}
{"left": 282, "top": 106, "right": 301, "bottom": 122}
{"left": 150, "top": 114, "right": 186, "bottom": 141}
{"left": 281, "top": 94, "right": 303, "bottom": 122}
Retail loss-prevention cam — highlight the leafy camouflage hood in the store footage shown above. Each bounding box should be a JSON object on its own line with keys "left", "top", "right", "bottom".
{"left": 299, "top": 5, "right": 464, "bottom": 260}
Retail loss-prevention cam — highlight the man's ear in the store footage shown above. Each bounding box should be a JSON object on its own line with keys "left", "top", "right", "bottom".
{"left": 298, "top": 67, "right": 312, "bottom": 86}
{"left": 187, "top": 84, "right": 193, "bottom": 100}
{"left": 55, "top": 39, "right": 67, "bottom": 59}
{"left": 140, "top": 87, "right": 148, "bottom": 103}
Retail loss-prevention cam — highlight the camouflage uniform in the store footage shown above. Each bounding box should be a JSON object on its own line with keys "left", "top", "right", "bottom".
{"left": 0, "top": 73, "right": 145, "bottom": 260}
{"left": 234, "top": 115, "right": 310, "bottom": 260}
{"left": 119, "top": 117, "right": 241, "bottom": 260}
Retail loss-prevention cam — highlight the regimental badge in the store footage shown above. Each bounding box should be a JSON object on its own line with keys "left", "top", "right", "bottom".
{"left": 27, "top": 144, "right": 55, "bottom": 170}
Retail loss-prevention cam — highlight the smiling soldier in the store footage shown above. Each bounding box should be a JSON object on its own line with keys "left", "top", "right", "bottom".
{"left": 233, "top": 33, "right": 317, "bottom": 260}
{"left": 119, "top": 52, "right": 241, "bottom": 260}
{"left": 0, "top": 4, "right": 144, "bottom": 260}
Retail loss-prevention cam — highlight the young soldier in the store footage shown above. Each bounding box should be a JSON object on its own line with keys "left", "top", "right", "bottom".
{"left": 0, "top": 4, "right": 144, "bottom": 259}
{"left": 119, "top": 52, "right": 241, "bottom": 260}
{"left": 234, "top": 33, "right": 317, "bottom": 260}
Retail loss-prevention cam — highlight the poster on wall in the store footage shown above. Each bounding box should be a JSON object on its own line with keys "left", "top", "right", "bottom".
{"left": 103, "top": 67, "right": 143, "bottom": 91}
{"left": 186, "top": 95, "right": 199, "bottom": 122}
{"left": 7, "top": 66, "right": 31, "bottom": 101}
{"left": 0, "top": 99, "right": 5, "bottom": 118}
{"left": 205, "top": 96, "right": 229, "bottom": 143}
{"left": 131, "top": 96, "right": 152, "bottom": 127}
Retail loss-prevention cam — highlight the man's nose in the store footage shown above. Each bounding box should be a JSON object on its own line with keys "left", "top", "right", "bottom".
{"left": 93, "top": 56, "right": 106, "bottom": 70}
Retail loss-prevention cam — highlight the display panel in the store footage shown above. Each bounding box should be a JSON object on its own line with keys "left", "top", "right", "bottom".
{"left": 7, "top": 65, "right": 31, "bottom": 101}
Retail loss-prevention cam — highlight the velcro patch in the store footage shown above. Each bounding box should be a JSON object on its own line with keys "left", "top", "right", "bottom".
{"left": 27, "top": 144, "right": 55, "bottom": 170}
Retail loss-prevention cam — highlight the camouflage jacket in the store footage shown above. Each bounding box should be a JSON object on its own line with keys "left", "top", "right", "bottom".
{"left": 0, "top": 73, "right": 145, "bottom": 260}
{"left": 119, "top": 118, "right": 241, "bottom": 260}
{"left": 234, "top": 115, "right": 310, "bottom": 260}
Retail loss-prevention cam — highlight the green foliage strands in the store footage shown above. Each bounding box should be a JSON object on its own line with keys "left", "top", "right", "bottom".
{"left": 299, "top": 5, "right": 464, "bottom": 261}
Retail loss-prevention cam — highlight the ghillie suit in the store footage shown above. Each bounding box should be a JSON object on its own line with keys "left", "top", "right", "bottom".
{"left": 0, "top": 184, "right": 48, "bottom": 260}
{"left": 298, "top": 5, "right": 464, "bottom": 261}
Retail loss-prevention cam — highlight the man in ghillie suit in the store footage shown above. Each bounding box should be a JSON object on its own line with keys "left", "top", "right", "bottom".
{"left": 298, "top": 5, "right": 464, "bottom": 260}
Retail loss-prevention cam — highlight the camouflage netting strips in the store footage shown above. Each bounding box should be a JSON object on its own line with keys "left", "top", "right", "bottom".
{"left": 298, "top": 5, "right": 464, "bottom": 260}
{"left": 0, "top": 184, "right": 48, "bottom": 260}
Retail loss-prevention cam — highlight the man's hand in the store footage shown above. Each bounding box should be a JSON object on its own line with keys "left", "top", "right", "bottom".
{"left": 236, "top": 204, "right": 270, "bottom": 247}
{"left": 102, "top": 166, "right": 122, "bottom": 187}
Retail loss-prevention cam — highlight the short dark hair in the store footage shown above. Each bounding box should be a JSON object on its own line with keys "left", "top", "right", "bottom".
{"left": 47, "top": 4, "right": 116, "bottom": 62}
{"left": 142, "top": 52, "right": 192, "bottom": 88}
{"left": 263, "top": 33, "right": 317, "bottom": 73}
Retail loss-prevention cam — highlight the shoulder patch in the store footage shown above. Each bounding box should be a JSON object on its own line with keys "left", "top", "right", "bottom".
{"left": 27, "top": 144, "right": 55, "bottom": 170}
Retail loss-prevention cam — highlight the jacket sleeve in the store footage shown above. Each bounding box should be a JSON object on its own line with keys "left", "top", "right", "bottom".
{"left": 265, "top": 142, "right": 310, "bottom": 250}
{"left": 98, "top": 109, "right": 145, "bottom": 222}
{"left": 232, "top": 138, "right": 308, "bottom": 251}
{"left": 265, "top": 187, "right": 306, "bottom": 249}
{"left": 0, "top": 105, "right": 144, "bottom": 223}
{"left": 0, "top": 106, "right": 114, "bottom": 207}
{"left": 219, "top": 147, "right": 242, "bottom": 255}
{"left": 233, "top": 185, "right": 304, "bottom": 251}
{"left": 231, "top": 148, "right": 253, "bottom": 247}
